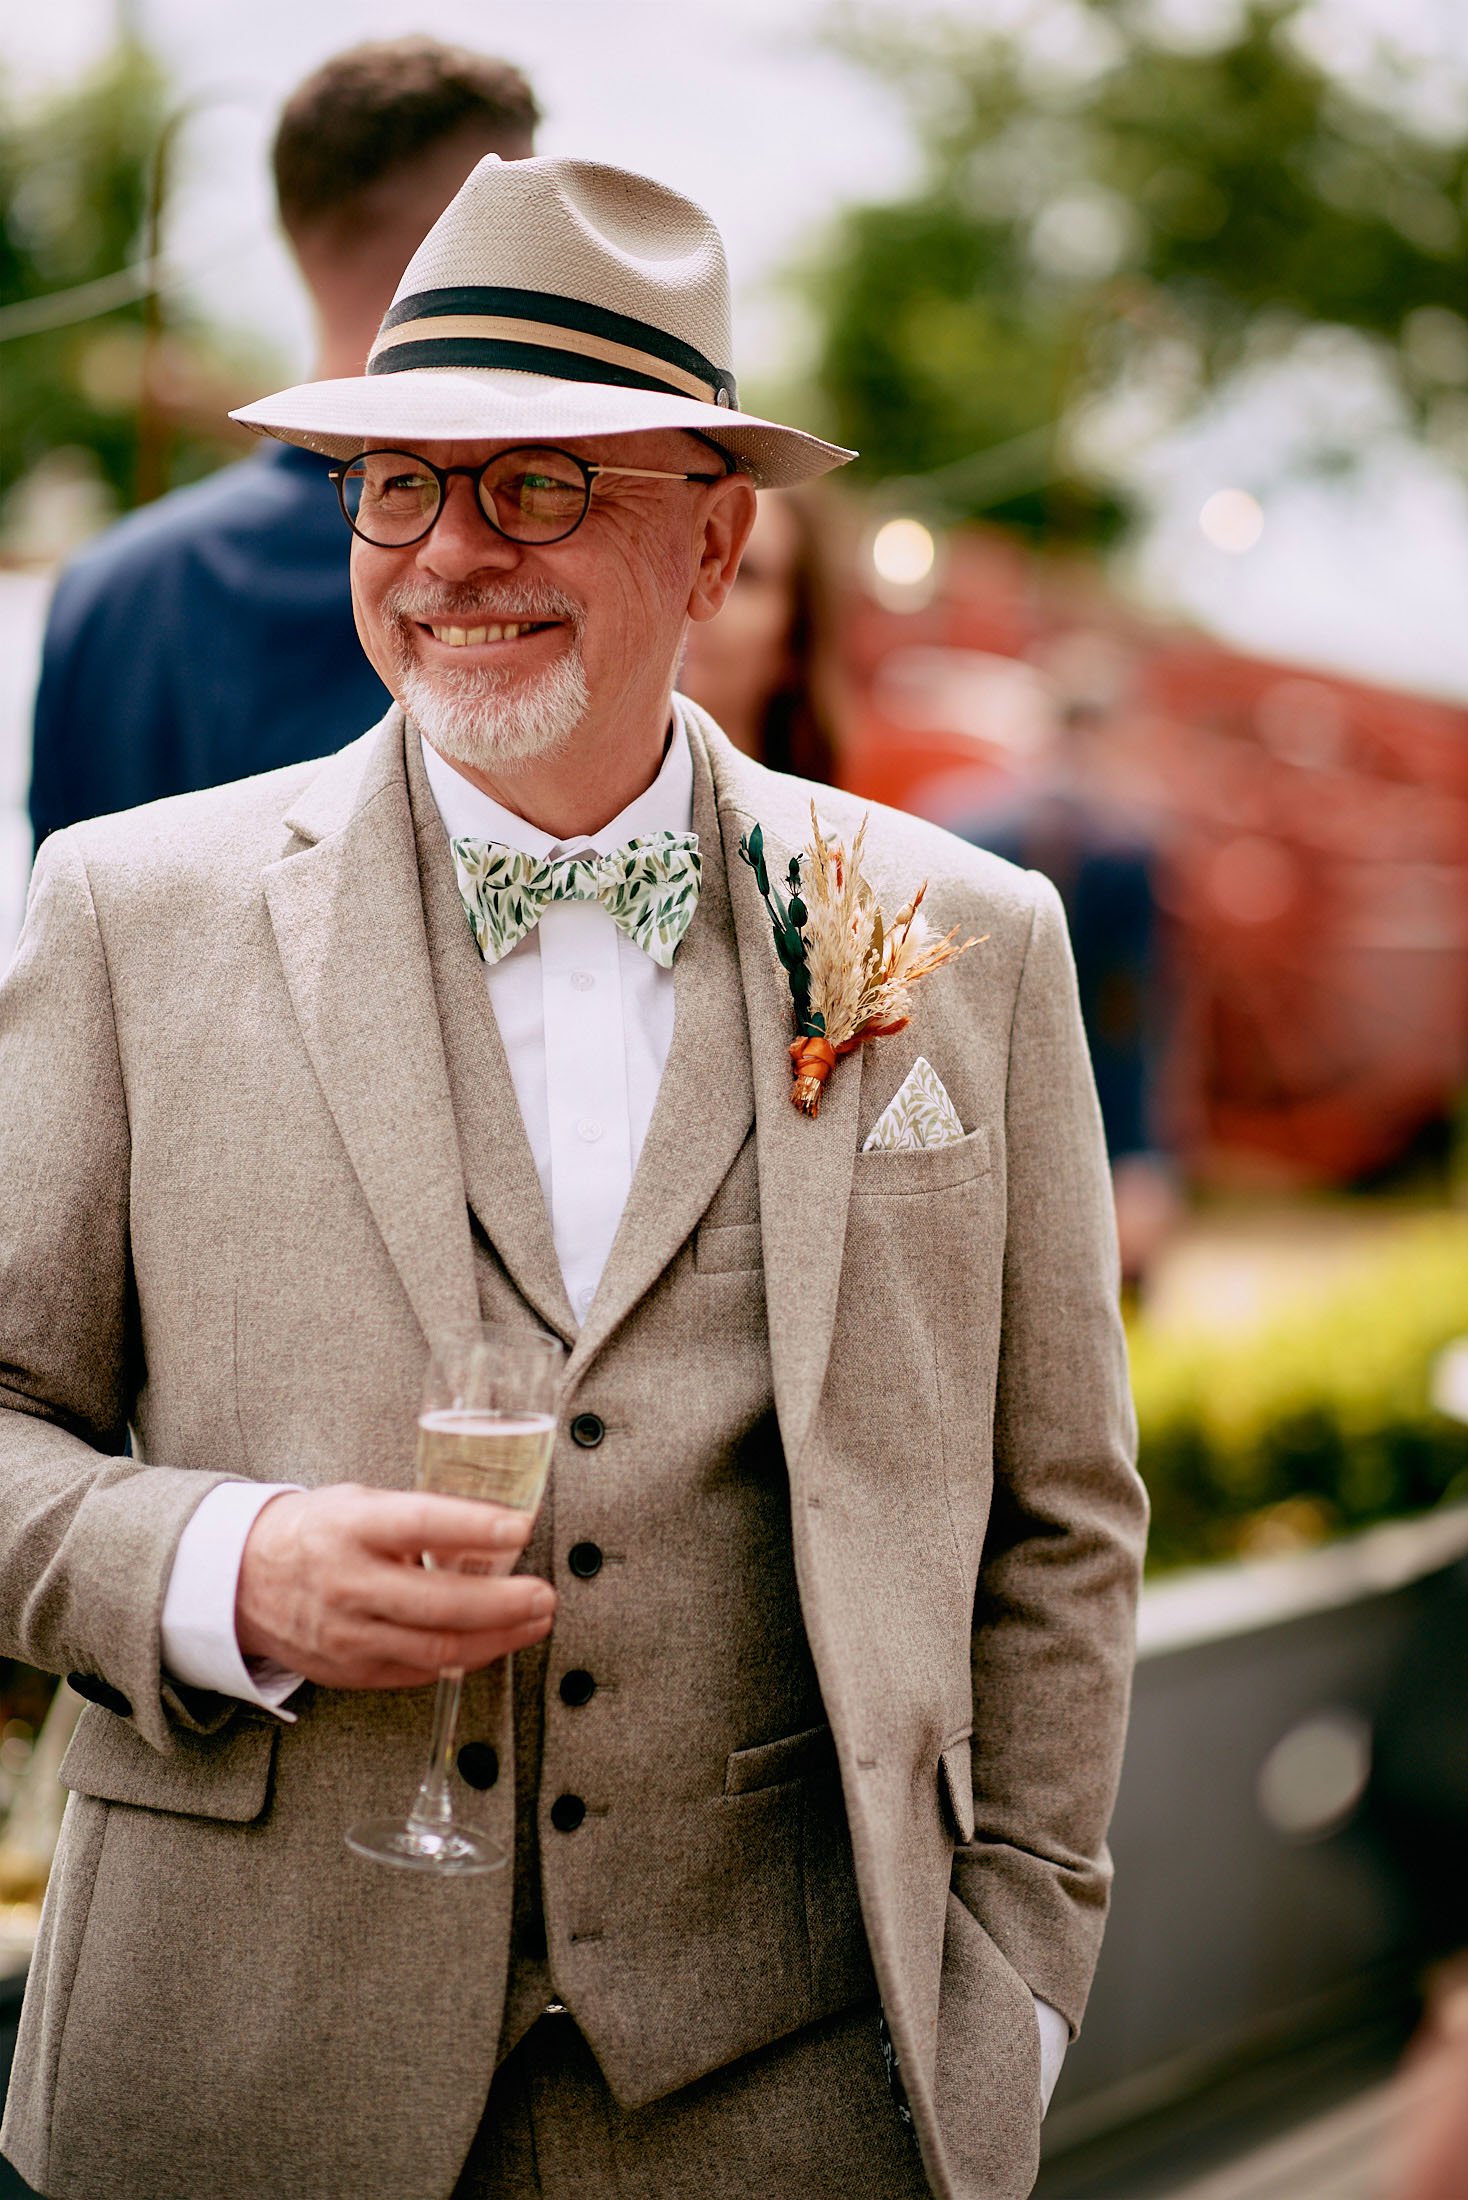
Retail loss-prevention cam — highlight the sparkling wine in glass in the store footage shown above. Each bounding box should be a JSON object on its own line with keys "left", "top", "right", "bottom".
{"left": 345, "top": 1326, "right": 563, "bottom": 1875}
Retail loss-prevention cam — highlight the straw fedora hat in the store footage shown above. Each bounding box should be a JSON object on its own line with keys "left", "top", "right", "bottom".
{"left": 232, "top": 154, "right": 854, "bottom": 490}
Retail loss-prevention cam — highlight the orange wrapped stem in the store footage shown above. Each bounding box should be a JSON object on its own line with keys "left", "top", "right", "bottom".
{"left": 789, "top": 1034, "right": 837, "bottom": 1116}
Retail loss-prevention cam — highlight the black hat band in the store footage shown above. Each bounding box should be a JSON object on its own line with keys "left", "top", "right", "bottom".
{"left": 369, "top": 285, "right": 738, "bottom": 408}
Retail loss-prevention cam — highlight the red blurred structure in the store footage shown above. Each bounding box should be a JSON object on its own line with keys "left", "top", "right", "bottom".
{"left": 839, "top": 528, "right": 1468, "bottom": 1186}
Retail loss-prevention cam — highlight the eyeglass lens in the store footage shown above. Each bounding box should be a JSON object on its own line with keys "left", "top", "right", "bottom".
{"left": 339, "top": 447, "right": 591, "bottom": 546}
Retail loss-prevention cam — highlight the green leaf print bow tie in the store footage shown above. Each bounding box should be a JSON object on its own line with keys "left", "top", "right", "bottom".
{"left": 451, "top": 832, "right": 702, "bottom": 969}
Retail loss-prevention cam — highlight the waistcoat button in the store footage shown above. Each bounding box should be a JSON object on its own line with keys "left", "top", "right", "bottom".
{"left": 456, "top": 1742, "right": 499, "bottom": 1790}
{"left": 568, "top": 1541, "right": 603, "bottom": 1579}
{"left": 570, "top": 1412, "right": 605, "bottom": 1449}
{"left": 559, "top": 1668, "right": 596, "bottom": 1707}
{"left": 550, "top": 1792, "right": 586, "bottom": 1833}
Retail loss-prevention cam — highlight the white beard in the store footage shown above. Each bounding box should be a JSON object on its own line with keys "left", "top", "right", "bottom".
{"left": 399, "top": 643, "right": 590, "bottom": 771}
{"left": 382, "top": 579, "right": 590, "bottom": 771}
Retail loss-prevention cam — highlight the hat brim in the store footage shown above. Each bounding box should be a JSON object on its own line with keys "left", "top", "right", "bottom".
{"left": 230, "top": 368, "right": 854, "bottom": 490}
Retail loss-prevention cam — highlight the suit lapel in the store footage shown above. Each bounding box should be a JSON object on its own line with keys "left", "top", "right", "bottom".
{"left": 270, "top": 703, "right": 857, "bottom": 1423}
{"left": 690, "top": 702, "right": 862, "bottom": 1477}
{"left": 571, "top": 724, "right": 753, "bottom": 1372}
{"left": 263, "top": 712, "right": 480, "bottom": 1352}
{"left": 404, "top": 730, "right": 577, "bottom": 1342}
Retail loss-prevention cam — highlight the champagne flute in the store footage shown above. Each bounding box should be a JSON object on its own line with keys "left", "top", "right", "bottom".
{"left": 345, "top": 1325, "right": 563, "bottom": 1874}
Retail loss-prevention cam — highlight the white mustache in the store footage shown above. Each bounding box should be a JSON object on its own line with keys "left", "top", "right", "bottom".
{"left": 385, "top": 581, "right": 584, "bottom": 632}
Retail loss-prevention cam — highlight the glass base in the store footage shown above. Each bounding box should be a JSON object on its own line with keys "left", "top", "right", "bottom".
{"left": 344, "top": 1815, "right": 508, "bottom": 1876}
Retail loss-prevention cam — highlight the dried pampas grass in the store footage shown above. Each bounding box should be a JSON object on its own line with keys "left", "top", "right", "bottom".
{"left": 740, "top": 805, "right": 983, "bottom": 1116}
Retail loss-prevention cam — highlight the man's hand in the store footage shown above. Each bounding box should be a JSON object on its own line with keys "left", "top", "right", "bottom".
{"left": 235, "top": 1484, "right": 555, "bottom": 1689}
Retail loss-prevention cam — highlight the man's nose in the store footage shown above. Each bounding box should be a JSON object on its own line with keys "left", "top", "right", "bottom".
{"left": 416, "top": 473, "right": 522, "bottom": 580}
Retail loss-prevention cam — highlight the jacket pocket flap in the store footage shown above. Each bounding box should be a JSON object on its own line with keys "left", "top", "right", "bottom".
{"left": 694, "top": 1222, "right": 763, "bottom": 1275}
{"left": 850, "top": 1125, "right": 991, "bottom": 1196}
{"left": 60, "top": 1700, "right": 279, "bottom": 1823}
{"left": 939, "top": 1732, "right": 976, "bottom": 1844}
{"left": 724, "top": 1721, "right": 835, "bottom": 1796}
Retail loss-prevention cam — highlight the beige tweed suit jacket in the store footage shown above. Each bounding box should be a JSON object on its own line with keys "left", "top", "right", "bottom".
{"left": 0, "top": 703, "right": 1145, "bottom": 2200}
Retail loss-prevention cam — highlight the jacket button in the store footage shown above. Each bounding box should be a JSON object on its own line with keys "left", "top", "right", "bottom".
{"left": 567, "top": 1541, "right": 602, "bottom": 1579}
{"left": 456, "top": 1742, "right": 499, "bottom": 1791}
{"left": 550, "top": 1793, "right": 586, "bottom": 1833}
{"left": 570, "top": 1412, "right": 605, "bottom": 1449}
{"left": 559, "top": 1668, "right": 596, "bottom": 1707}
{"left": 67, "top": 1671, "right": 132, "bottom": 1720}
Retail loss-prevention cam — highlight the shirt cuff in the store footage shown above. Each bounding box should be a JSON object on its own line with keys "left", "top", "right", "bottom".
{"left": 160, "top": 1481, "right": 306, "bottom": 1719}
{"left": 1034, "top": 1995, "right": 1069, "bottom": 2114}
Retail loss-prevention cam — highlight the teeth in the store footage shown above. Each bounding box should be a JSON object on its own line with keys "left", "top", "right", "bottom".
{"left": 429, "top": 621, "right": 539, "bottom": 646}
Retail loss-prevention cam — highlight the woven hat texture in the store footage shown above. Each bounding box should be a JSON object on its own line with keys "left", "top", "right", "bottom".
{"left": 232, "top": 155, "right": 854, "bottom": 489}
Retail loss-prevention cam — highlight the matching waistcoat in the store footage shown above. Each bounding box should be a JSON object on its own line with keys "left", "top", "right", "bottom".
{"left": 408, "top": 731, "right": 874, "bottom": 2108}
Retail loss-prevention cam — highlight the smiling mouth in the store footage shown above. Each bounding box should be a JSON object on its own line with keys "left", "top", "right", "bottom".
{"left": 420, "top": 619, "right": 559, "bottom": 647}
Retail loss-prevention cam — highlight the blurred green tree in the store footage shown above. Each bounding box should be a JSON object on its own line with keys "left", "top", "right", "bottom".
{"left": 807, "top": 0, "right": 1468, "bottom": 543}
{"left": 0, "top": 41, "right": 276, "bottom": 527}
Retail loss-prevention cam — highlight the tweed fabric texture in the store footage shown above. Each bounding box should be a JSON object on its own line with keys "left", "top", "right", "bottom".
{"left": 231, "top": 156, "right": 854, "bottom": 485}
{"left": 0, "top": 703, "right": 1144, "bottom": 2200}
{"left": 452, "top": 2007, "right": 929, "bottom": 2199}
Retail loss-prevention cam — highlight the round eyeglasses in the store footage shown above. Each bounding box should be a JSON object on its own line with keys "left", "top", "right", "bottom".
{"left": 329, "top": 443, "right": 728, "bottom": 550}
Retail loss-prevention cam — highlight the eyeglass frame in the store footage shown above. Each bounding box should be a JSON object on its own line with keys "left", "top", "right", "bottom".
{"left": 327, "top": 440, "right": 734, "bottom": 550}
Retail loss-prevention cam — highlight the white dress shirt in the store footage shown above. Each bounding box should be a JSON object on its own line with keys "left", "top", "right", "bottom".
{"left": 420, "top": 718, "right": 689, "bottom": 1318}
{"left": 156, "top": 705, "right": 1068, "bottom": 2106}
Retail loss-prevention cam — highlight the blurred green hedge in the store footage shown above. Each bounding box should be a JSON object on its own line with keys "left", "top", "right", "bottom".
{"left": 1131, "top": 1214, "right": 1468, "bottom": 1571}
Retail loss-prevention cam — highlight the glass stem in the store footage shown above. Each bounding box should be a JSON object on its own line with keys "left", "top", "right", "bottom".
{"left": 407, "top": 1667, "right": 465, "bottom": 1837}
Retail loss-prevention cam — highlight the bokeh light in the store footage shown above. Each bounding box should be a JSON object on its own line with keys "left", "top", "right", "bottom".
{"left": 1199, "top": 487, "right": 1266, "bottom": 553}
{"left": 870, "top": 515, "right": 937, "bottom": 588}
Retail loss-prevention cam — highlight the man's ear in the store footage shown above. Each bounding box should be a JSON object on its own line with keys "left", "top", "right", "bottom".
{"left": 687, "top": 472, "right": 759, "bottom": 623}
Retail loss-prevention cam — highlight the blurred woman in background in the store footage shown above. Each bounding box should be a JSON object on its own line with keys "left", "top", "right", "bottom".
{"left": 680, "top": 486, "right": 846, "bottom": 782}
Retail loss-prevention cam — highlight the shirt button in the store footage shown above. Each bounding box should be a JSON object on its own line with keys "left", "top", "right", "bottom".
{"left": 574, "top": 1288, "right": 594, "bottom": 1320}
{"left": 576, "top": 1119, "right": 603, "bottom": 1143}
{"left": 570, "top": 1412, "right": 605, "bottom": 1449}
{"left": 570, "top": 971, "right": 595, "bottom": 993}
{"left": 568, "top": 1541, "right": 603, "bottom": 1579}
{"left": 559, "top": 1669, "right": 596, "bottom": 1707}
{"left": 550, "top": 1793, "right": 586, "bottom": 1833}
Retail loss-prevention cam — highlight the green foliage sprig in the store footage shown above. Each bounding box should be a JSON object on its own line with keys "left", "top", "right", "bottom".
{"left": 738, "top": 824, "right": 825, "bottom": 1038}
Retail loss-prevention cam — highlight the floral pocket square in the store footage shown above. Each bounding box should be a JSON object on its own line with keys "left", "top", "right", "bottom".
{"left": 861, "top": 1057, "right": 966, "bottom": 1153}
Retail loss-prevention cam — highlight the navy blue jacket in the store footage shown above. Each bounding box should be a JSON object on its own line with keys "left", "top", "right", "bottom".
{"left": 29, "top": 442, "right": 391, "bottom": 846}
{"left": 961, "top": 789, "right": 1165, "bottom": 1162}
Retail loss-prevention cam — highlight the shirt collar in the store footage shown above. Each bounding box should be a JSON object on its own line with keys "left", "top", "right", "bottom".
{"left": 420, "top": 702, "right": 694, "bottom": 860}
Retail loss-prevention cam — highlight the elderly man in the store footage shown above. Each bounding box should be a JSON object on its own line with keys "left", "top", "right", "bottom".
{"left": 0, "top": 157, "right": 1144, "bottom": 2200}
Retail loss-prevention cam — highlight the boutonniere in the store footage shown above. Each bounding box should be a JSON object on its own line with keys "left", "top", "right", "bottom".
{"left": 739, "top": 804, "right": 983, "bottom": 1116}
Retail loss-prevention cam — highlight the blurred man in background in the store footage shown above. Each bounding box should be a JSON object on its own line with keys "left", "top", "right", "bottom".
{"left": 957, "top": 683, "right": 1182, "bottom": 1291}
{"left": 28, "top": 37, "right": 537, "bottom": 848}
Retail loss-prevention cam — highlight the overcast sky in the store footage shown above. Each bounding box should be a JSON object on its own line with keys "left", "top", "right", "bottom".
{"left": 8, "top": 0, "right": 1468, "bottom": 702}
